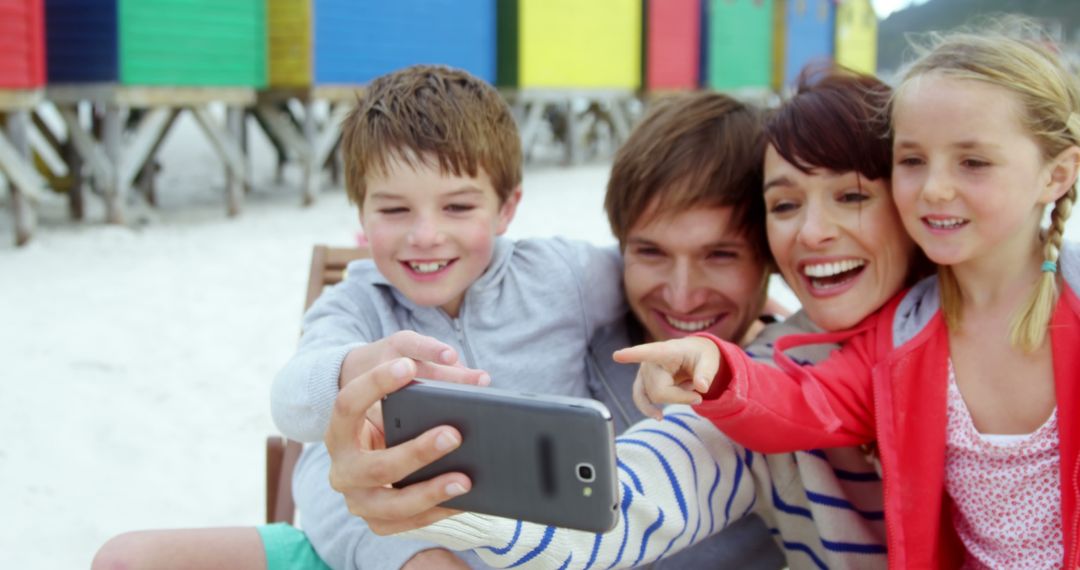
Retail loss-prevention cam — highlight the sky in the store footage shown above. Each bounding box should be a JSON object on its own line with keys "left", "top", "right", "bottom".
{"left": 872, "top": 0, "right": 932, "bottom": 19}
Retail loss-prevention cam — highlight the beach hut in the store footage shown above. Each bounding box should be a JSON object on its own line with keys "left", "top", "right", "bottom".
{"left": 498, "top": 0, "right": 641, "bottom": 89}
{"left": 834, "top": 0, "right": 876, "bottom": 75}
{"left": 42, "top": 0, "right": 266, "bottom": 225}
{"left": 266, "top": 0, "right": 497, "bottom": 88}
{"left": 645, "top": 0, "right": 701, "bottom": 91}
{"left": 44, "top": 0, "right": 265, "bottom": 87}
{"left": 0, "top": 0, "right": 46, "bottom": 89}
{"left": 774, "top": 0, "right": 835, "bottom": 89}
{"left": 705, "top": 0, "right": 774, "bottom": 91}
{"left": 0, "top": 0, "right": 47, "bottom": 246}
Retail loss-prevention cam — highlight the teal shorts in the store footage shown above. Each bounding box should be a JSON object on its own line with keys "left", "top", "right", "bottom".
{"left": 257, "top": 523, "right": 331, "bottom": 570}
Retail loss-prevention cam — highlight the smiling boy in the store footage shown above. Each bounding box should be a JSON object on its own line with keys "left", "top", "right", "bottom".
{"left": 268, "top": 65, "right": 631, "bottom": 570}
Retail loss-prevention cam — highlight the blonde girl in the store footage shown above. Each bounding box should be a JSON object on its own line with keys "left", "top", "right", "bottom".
{"left": 620, "top": 23, "right": 1080, "bottom": 569}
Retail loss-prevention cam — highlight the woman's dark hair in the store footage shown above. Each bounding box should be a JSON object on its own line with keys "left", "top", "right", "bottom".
{"left": 765, "top": 65, "right": 892, "bottom": 182}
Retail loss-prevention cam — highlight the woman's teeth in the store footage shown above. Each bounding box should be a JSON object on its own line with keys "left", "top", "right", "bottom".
{"left": 803, "top": 259, "right": 866, "bottom": 278}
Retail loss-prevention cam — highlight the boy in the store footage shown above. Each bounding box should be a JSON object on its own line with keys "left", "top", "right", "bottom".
{"left": 269, "top": 64, "right": 626, "bottom": 569}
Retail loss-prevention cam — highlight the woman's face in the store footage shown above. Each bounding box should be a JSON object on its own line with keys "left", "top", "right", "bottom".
{"left": 763, "top": 145, "right": 915, "bottom": 331}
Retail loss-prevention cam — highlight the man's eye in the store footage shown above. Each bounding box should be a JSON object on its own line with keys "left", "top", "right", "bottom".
{"left": 378, "top": 207, "right": 408, "bottom": 214}
{"left": 633, "top": 247, "right": 663, "bottom": 257}
{"left": 961, "top": 158, "right": 991, "bottom": 169}
{"left": 708, "top": 250, "right": 737, "bottom": 260}
{"left": 446, "top": 204, "right": 475, "bottom": 213}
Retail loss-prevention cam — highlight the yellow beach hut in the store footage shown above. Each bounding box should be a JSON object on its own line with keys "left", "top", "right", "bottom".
{"left": 834, "top": 0, "right": 877, "bottom": 75}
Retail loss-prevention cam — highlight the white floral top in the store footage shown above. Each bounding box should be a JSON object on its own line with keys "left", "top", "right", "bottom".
{"left": 945, "top": 361, "right": 1062, "bottom": 569}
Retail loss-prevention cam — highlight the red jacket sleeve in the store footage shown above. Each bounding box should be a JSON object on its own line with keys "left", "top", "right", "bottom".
{"left": 692, "top": 317, "right": 882, "bottom": 453}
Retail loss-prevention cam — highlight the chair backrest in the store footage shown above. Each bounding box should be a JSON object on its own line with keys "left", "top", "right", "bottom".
{"left": 304, "top": 244, "right": 372, "bottom": 310}
{"left": 268, "top": 244, "right": 370, "bottom": 524}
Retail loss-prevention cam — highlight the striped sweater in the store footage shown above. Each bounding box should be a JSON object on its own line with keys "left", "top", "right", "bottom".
{"left": 404, "top": 311, "right": 888, "bottom": 569}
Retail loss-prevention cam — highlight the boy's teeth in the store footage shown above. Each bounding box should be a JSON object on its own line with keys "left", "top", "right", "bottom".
{"left": 663, "top": 315, "right": 719, "bottom": 332}
{"left": 409, "top": 261, "right": 448, "bottom": 274}
{"left": 927, "top": 217, "right": 967, "bottom": 229}
{"left": 803, "top": 259, "right": 866, "bottom": 278}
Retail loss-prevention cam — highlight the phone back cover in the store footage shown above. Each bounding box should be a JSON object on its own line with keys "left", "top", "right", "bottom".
{"left": 383, "top": 382, "right": 619, "bottom": 533}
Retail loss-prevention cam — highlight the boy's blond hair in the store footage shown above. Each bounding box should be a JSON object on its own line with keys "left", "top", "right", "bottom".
{"left": 895, "top": 18, "right": 1080, "bottom": 352}
{"left": 341, "top": 65, "right": 522, "bottom": 206}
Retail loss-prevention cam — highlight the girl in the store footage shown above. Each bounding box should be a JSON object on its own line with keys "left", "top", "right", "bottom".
{"left": 624, "top": 24, "right": 1080, "bottom": 569}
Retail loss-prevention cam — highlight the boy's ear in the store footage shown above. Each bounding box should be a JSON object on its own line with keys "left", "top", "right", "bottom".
{"left": 1041, "top": 145, "right": 1080, "bottom": 204}
{"left": 495, "top": 186, "right": 523, "bottom": 236}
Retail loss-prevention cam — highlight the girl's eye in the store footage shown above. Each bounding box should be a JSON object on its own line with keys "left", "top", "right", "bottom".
{"left": 378, "top": 207, "right": 408, "bottom": 215}
{"left": 445, "top": 204, "right": 475, "bottom": 213}
{"left": 895, "top": 156, "right": 924, "bottom": 167}
{"left": 961, "top": 158, "right": 991, "bottom": 169}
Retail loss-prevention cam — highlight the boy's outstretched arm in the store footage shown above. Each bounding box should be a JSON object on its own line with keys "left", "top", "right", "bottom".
{"left": 613, "top": 336, "right": 721, "bottom": 419}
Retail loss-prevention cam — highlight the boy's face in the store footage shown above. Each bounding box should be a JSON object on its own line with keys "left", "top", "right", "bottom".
{"left": 623, "top": 202, "right": 768, "bottom": 344}
{"left": 360, "top": 154, "right": 520, "bottom": 317}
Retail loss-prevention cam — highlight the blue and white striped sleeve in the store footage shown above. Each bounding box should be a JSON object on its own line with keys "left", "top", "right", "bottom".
{"left": 401, "top": 406, "right": 763, "bottom": 569}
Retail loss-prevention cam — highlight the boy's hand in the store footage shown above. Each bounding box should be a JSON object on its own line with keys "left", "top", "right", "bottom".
{"left": 326, "top": 356, "right": 472, "bottom": 536}
{"left": 340, "top": 330, "right": 490, "bottom": 390}
{"left": 613, "top": 336, "right": 721, "bottom": 419}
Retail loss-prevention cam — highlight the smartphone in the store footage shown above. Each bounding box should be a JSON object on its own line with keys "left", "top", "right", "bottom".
{"left": 383, "top": 379, "right": 619, "bottom": 533}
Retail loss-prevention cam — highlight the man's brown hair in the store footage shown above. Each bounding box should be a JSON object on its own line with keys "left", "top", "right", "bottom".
{"left": 341, "top": 65, "right": 522, "bottom": 206}
{"left": 605, "top": 92, "right": 768, "bottom": 261}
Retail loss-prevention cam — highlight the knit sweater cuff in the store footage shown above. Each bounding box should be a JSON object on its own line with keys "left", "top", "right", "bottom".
{"left": 308, "top": 342, "right": 365, "bottom": 434}
{"left": 400, "top": 512, "right": 500, "bottom": 551}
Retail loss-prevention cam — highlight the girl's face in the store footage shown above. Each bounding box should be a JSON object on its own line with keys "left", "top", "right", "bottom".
{"left": 764, "top": 145, "right": 914, "bottom": 331}
{"left": 891, "top": 74, "right": 1062, "bottom": 269}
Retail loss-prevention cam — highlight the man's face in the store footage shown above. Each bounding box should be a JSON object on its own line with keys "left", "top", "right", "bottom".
{"left": 622, "top": 203, "right": 768, "bottom": 343}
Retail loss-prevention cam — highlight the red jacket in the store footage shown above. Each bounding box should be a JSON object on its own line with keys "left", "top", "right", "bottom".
{"left": 694, "top": 269, "right": 1080, "bottom": 568}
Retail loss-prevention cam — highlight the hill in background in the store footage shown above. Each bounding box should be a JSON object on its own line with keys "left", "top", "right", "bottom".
{"left": 878, "top": 0, "right": 1080, "bottom": 72}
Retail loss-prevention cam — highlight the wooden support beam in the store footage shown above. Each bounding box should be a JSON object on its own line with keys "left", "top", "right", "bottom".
{"left": 119, "top": 107, "right": 178, "bottom": 190}
{"left": 102, "top": 105, "right": 125, "bottom": 224}
{"left": 56, "top": 105, "right": 114, "bottom": 189}
{"left": 190, "top": 105, "right": 250, "bottom": 216}
{"left": 2, "top": 111, "right": 41, "bottom": 245}
{"left": 252, "top": 105, "right": 309, "bottom": 161}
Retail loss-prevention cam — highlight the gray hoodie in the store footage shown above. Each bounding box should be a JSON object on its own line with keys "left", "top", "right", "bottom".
{"left": 273, "top": 236, "right": 624, "bottom": 569}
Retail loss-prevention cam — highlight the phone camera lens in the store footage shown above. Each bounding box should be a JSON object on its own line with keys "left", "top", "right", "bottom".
{"left": 576, "top": 463, "right": 595, "bottom": 482}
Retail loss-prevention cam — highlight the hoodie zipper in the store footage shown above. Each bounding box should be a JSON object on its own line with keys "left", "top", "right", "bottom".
{"left": 449, "top": 313, "right": 478, "bottom": 370}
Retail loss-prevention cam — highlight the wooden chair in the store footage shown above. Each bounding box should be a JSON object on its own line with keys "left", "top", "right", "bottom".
{"left": 266, "top": 244, "right": 370, "bottom": 524}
